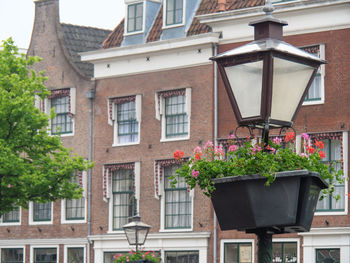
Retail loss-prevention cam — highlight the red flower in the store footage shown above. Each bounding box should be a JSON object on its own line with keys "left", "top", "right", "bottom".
{"left": 306, "top": 146, "right": 316, "bottom": 154}
{"left": 285, "top": 132, "right": 295, "bottom": 143}
{"left": 319, "top": 151, "right": 326, "bottom": 159}
{"left": 194, "top": 152, "right": 202, "bottom": 160}
{"left": 314, "top": 140, "right": 325, "bottom": 149}
{"left": 173, "top": 150, "right": 184, "bottom": 160}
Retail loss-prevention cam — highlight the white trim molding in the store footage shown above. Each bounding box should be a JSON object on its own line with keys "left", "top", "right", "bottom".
{"left": 300, "top": 227, "right": 350, "bottom": 263}
{"left": 220, "top": 239, "right": 255, "bottom": 263}
{"left": 28, "top": 201, "right": 53, "bottom": 225}
{"left": 31, "top": 245, "right": 59, "bottom": 263}
{"left": 64, "top": 244, "right": 87, "bottom": 263}
{"left": 90, "top": 231, "right": 210, "bottom": 263}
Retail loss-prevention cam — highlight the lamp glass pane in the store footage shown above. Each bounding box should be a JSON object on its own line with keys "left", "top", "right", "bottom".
{"left": 124, "top": 228, "right": 137, "bottom": 245}
{"left": 271, "top": 57, "right": 314, "bottom": 122}
{"left": 137, "top": 228, "right": 149, "bottom": 245}
{"left": 224, "top": 60, "right": 263, "bottom": 118}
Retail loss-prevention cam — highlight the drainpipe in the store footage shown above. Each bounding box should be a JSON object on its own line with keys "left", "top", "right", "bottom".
{"left": 86, "top": 88, "right": 95, "bottom": 263}
{"left": 213, "top": 43, "right": 218, "bottom": 263}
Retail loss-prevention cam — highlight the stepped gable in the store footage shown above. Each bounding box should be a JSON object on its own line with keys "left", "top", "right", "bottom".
{"left": 61, "top": 23, "right": 111, "bottom": 78}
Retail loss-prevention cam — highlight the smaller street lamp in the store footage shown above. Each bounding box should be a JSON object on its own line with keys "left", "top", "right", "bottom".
{"left": 123, "top": 215, "right": 151, "bottom": 253}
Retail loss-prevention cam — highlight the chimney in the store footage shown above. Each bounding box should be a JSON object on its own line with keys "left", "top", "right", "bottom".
{"left": 218, "top": 0, "right": 226, "bottom": 12}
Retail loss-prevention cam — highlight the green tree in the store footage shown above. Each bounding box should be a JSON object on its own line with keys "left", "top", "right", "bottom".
{"left": 0, "top": 39, "right": 92, "bottom": 215}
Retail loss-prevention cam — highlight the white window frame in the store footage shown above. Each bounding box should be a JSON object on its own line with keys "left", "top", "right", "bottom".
{"left": 160, "top": 164, "right": 194, "bottom": 232}
{"left": 163, "top": 0, "right": 186, "bottom": 29}
{"left": 124, "top": 1, "right": 146, "bottom": 36}
{"left": 45, "top": 87, "right": 76, "bottom": 137}
{"left": 156, "top": 88, "right": 191, "bottom": 142}
{"left": 31, "top": 246, "right": 59, "bottom": 263}
{"left": 0, "top": 207, "right": 21, "bottom": 226}
{"left": 61, "top": 171, "right": 87, "bottom": 224}
{"left": 220, "top": 239, "right": 255, "bottom": 263}
{"left": 0, "top": 246, "right": 25, "bottom": 263}
{"left": 107, "top": 162, "right": 140, "bottom": 233}
{"left": 302, "top": 44, "right": 325, "bottom": 106}
{"left": 272, "top": 238, "right": 300, "bottom": 263}
{"left": 315, "top": 131, "right": 348, "bottom": 216}
{"left": 28, "top": 201, "right": 53, "bottom": 225}
{"left": 64, "top": 245, "right": 86, "bottom": 263}
{"left": 111, "top": 95, "right": 141, "bottom": 147}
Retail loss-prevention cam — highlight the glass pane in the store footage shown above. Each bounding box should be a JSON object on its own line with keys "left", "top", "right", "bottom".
{"left": 34, "top": 248, "right": 57, "bottom": 263}
{"left": 224, "top": 60, "right": 263, "bottom": 118}
{"left": 224, "top": 243, "right": 252, "bottom": 263}
{"left": 33, "top": 202, "right": 51, "bottom": 221}
{"left": 271, "top": 57, "right": 314, "bottom": 122}
{"left": 165, "top": 251, "right": 199, "bottom": 263}
{"left": 104, "top": 252, "right": 117, "bottom": 263}
{"left": 1, "top": 248, "right": 23, "bottom": 263}
{"left": 284, "top": 243, "right": 297, "bottom": 263}
{"left": 2, "top": 207, "right": 20, "bottom": 223}
{"left": 316, "top": 249, "right": 340, "bottom": 263}
{"left": 306, "top": 73, "right": 321, "bottom": 101}
{"left": 67, "top": 248, "right": 84, "bottom": 263}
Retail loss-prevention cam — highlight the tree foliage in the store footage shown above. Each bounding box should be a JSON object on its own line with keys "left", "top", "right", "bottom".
{"left": 0, "top": 39, "right": 92, "bottom": 215}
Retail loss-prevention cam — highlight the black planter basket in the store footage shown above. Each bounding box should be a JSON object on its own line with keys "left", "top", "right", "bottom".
{"left": 211, "top": 170, "right": 328, "bottom": 234}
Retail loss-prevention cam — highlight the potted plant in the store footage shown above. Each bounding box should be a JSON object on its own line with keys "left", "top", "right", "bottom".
{"left": 172, "top": 132, "right": 343, "bottom": 233}
{"left": 113, "top": 250, "right": 161, "bottom": 263}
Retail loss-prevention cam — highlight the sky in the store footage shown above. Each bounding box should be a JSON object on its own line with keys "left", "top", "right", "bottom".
{"left": 0, "top": 0, "right": 125, "bottom": 49}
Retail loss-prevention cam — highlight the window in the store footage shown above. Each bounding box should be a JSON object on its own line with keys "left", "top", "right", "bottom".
{"left": 316, "top": 138, "right": 345, "bottom": 212}
{"left": 302, "top": 45, "right": 325, "bottom": 105}
{"left": 164, "top": 165, "right": 191, "bottom": 229}
{"left": 165, "top": 251, "right": 198, "bottom": 263}
{"left": 112, "top": 168, "right": 136, "bottom": 230}
{"left": 1, "top": 248, "right": 23, "bottom": 263}
{"left": 33, "top": 248, "right": 57, "bottom": 263}
{"left": 110, "top": 95, "right": 141, "bottom": 146}
{"left": 127, "top": 2, "right": 143, "bottom": 33}
{"left": 224, "top": 243, "right": 252, "bottom": 263}
{"left": 272, "top": 242, "right": 297, "bottom": 263}
{"left": 67, "top": 247, "right": 84, "bottom": 263}
{"left": 316, "top": 249, "right": 340, "bottom": 263}
{"left": 165, "top": 0, "right": 184, "bottom": 26}
{"left": 157, "top": 88, "right": 191, "bottom": 141}
{"left": 0, "top": 207, "right": 20, "bottom": 224}
{"left": 64, "top": 174, "right": 85, "bottom": 221}
{"left": 33, "top": 202, "right": 51, "bottom": 222}
{"left": 103, "top": 252, "right": 117, "bottom": 263}
{"left": 47, "top": 88, "right": 75, "bottom": 136}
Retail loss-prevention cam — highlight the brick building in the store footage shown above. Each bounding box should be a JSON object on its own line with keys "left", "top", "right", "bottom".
{"left": 0, "top": 0, "right": 111, "bottom": 262}
{"left": 1, "top": 0, "right": 349, "bottom": 263}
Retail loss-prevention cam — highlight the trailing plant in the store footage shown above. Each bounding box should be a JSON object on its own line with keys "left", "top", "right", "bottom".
{"left": 113, "top": 250, "right": 161, "bottom": 263}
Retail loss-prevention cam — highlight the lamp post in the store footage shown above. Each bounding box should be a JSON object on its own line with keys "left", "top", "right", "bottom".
{"left": 210, "top": 1, "right": 326, "bottom": 262}
{"left": 211, "top": 0, "right": 325, "bottom": 146}
{"left": 123, "top": 215, "right": 151, "bottom": 253}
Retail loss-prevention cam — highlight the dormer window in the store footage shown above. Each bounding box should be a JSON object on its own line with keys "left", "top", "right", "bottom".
{"left": 165, "top": 0, "right": 184, "bottom": 26}
{"left": 127, "top": 2, "right": 143, "bottom": 33}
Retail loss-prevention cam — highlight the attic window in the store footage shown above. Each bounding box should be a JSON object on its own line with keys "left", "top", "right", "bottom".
{"left": 127, "top": 2, "right": 143, "bottom": 33}
{"left": 165, "top": 0, "right": 184, "bottom": 26}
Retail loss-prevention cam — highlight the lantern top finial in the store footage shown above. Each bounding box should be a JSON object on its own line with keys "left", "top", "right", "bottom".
{"left": 263, "top": 0, "right": 275, "bottom": 18}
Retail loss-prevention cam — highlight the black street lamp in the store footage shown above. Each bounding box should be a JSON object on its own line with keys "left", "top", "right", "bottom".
{"left": 211, "top": 0, "right": 325, "bottom": 144}
{"left": 210, "top": 1, "right": 326, "bottom": 262}
{"left": 123, "top": 215, "right": 151, "bottom": 253}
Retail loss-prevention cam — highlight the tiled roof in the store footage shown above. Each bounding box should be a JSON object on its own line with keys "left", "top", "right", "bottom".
{"left": 61, "top": 23, "right": 112, "bottom": 78}
{"left": 102, "top": 19, "right": 125, "bottom": 49}
{"left": 102, "top": 0, "right": 265, "bottom": 49}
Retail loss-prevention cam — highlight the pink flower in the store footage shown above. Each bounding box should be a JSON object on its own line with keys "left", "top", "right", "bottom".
{"left": 273, "top": 137, "right": 282, "bottom": 144}
{"left": 300, "top": 153, "right": 309, "bottom": 158}
{"left": 266, "top": 145, "right": 276, "bottom": 153}
{"left": 204, "top": 140, "right": 214, "bottom": 150}
{"left": 192, "top": 169, "right": 199, "bottom": 178}
{"left": 227, "top": 134, "right": 235, "bottom": 139}
{"left": 252, "top": 145, "right": 262, "bottom": 155}
{"left": 7, "top": 184, "right": 13, "bottom": 188}
{"left": 214, "top": 146, "right": 224, "bottom": 157}
{"left": 228, "top": 144, "right": 238, "bottom": 152}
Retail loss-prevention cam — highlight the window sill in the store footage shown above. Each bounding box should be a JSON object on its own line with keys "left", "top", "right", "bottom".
{"left": 159, "top": 228, "right": 193, "bottom": 233}
{"left": 160, "top": 136, "right": 189, "bottom": 143}
{"left": 61, "top": 219, "right": 87, "bottom": 224}
{"left": 112, "top": 141, "right": 140, "bottom": 147}
{"left": 315, "top": 211, "right": 347, "bottom": 216}
{"left": 29, "top": 221, "right": 53, "bottom": 225}
{"left": 162, "top": 22, "right": 185, "bottom": 30}
{"left": 0, "top": 222, "right": 21, "bottom": 226}
{"left": 107, "top": 230, "right": 125, "bottom": 234}
{"left": 302, "top": 99, "right": 324, "bottom": 106}
{"left": 123, "top": 30, "right": 145, "bottom": 37}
